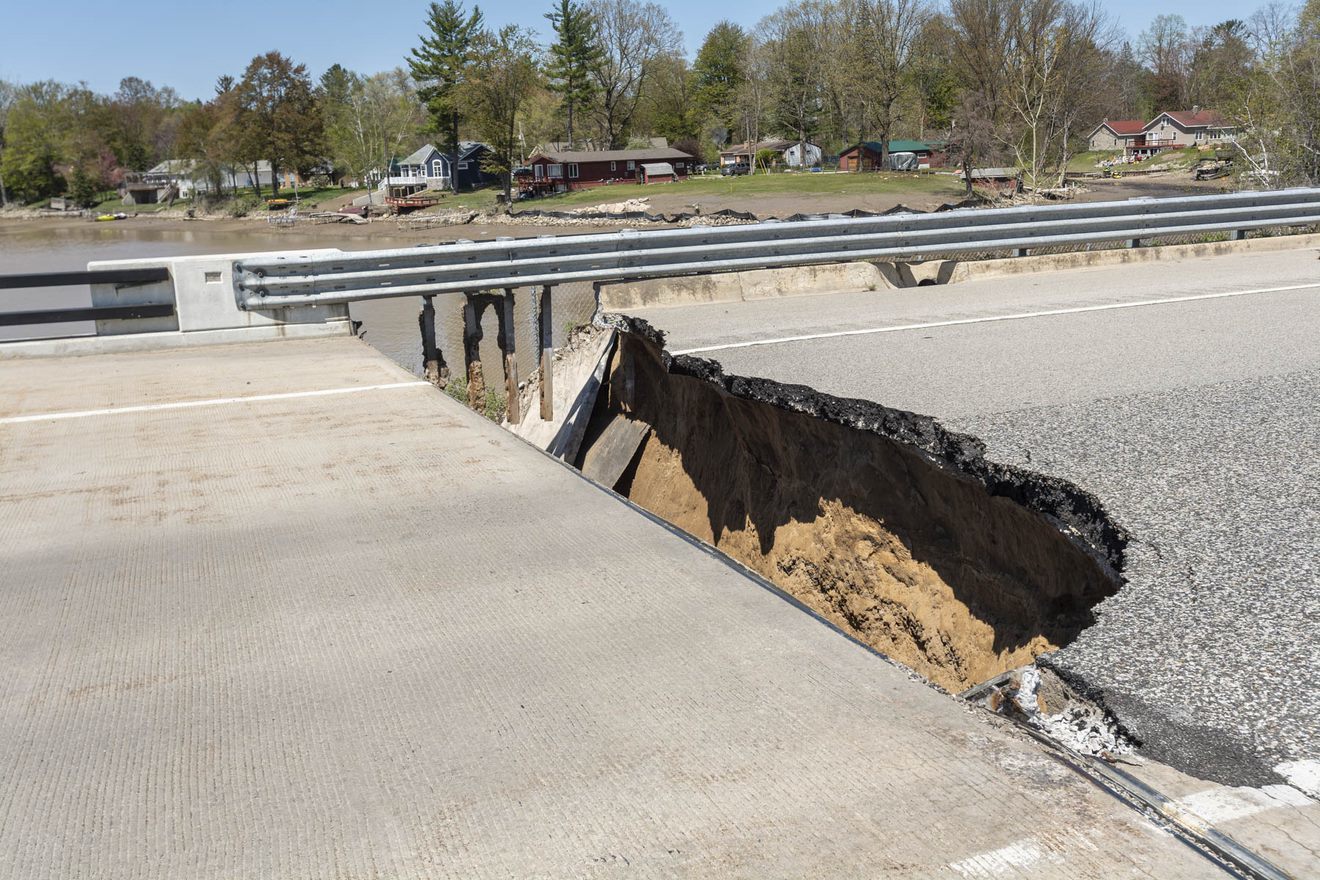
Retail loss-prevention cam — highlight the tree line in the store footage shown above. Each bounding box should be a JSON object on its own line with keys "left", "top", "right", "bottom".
{"left": 1, "top": 0, "right": 1318, "bottom": 206}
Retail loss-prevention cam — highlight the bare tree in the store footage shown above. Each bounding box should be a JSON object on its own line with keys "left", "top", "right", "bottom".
{"left": 1138, "top": 14, "right": 1191, "bottom": 110}
{"left": 588, "top": 0, "right": 681, "bottom": 148}
{"left": 1234, "top": 2, "right": 1320, "bottom": 185}
{"left": 950, "top": 0, "right": 1114, "bottom": 189}
{"left": 759, "top": 1, "right": 830, "bottom": 170}
{"left": 324, "top": 69, "right": 427, "bottom": 203}
{"left": 841, "top": 0, "right": 929, "bottom": 169}
{"left": 736, "top": 34, "right": 772, "bottom": 151}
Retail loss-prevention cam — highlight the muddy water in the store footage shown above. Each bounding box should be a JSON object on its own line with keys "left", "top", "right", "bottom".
{"left": 0, "top": 223, "right": 597, "bottom": 376}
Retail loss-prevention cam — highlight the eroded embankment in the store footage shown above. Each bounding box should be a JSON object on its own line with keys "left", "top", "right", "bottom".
{"left": 580, "top": 316, "right": 1128, "bottom": 692}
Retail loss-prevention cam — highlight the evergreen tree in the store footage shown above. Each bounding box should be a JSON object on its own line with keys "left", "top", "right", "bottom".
{"left": 409, "top": 0, "right": 484, "bottom": 191}
{"left": 545, "top": 0, "right": 603, "bottom": 148}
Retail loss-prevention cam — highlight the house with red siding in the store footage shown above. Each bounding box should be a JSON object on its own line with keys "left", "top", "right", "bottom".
{"left": 527, "top": 147, "right": 695, "bottom": 190}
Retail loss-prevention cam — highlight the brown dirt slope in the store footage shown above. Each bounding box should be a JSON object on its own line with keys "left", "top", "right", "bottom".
{"left": 588, "top": 318, "right": 1124, "bottom": 692}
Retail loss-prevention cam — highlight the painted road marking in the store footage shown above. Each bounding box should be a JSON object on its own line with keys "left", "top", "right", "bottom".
{"left": 672, "top": 282, "right": 1320, "bottom": 355}
{"left": 0, "top": 381, "right": 432, "bottom": 425}
{"left": 1172, "top": 784, "right": 1314, "bottom": 825}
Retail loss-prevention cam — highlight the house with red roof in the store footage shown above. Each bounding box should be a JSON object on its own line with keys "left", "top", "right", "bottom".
{"left": 1087, "top": 108, "right": 1239, "bottom": 156}
{"left": 1087, "top": 119, "right": 1145, "bottom": 151}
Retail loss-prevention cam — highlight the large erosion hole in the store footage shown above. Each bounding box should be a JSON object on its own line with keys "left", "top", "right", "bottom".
{"left": 580, "top": 317, "right": 1126, "bottom": 692}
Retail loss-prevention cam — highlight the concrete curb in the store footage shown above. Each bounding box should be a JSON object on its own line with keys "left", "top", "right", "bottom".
{"left": 598, "top": 262, "right": 894, "bottom": 310}
{"left": 944, "top": 232, "right": 1320, "bottom": 284}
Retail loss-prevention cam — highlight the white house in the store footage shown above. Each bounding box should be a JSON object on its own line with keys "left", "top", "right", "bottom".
{"left": 782, "top": 142, "right": 823, "bottom": 168}
{"left": 718, "top": 138, "right": 823, "bottom": 169}
{"left": 122, "top": 160, "right": 303, "bottom": 201}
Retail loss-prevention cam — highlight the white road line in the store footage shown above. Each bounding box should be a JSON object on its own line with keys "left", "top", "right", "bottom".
{"left": 672, "top": 282, "right": 1320, "bottom": 355}
{"left": 0, "top": 381, "right": 432, "bottom": 425}
{"left": 1171, "top": 784, "right": 1313, "bottom": 825}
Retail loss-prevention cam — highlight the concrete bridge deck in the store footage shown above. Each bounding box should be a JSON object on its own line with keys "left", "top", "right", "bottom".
{"left": 0, "top": 335, "right": 1223, "bottom": 878}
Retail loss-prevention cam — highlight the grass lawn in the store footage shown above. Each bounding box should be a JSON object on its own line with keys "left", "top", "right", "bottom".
{"left": 434, "top": 188, "right": 502, "bottom": 211}
{"left": 1128, "top": 147, "right": 1203, "bottom": 169}
{"left": 519, "top": 170, "right": 968, "bottom": 211}
{"left": 1068, "top": 150, "right": 1121, "bottom": 171}
{"left": 90, "top": 192, "right": 176, "bottom": 214}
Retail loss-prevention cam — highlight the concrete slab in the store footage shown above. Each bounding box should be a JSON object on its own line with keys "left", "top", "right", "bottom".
{"left": 0, "top": 336, "right": 1221, "bottom": 877}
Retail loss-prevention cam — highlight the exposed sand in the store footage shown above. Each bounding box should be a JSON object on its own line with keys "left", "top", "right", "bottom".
{"left": 588, "top": 327, "right": 1121, "bottom": 692}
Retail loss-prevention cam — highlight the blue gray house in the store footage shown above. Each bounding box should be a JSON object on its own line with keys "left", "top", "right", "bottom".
{"left": 382, "top": 142, "right": 498, "bottom": 197}
{"left": 454, "top": 142, "right": 499, "bottom": 191}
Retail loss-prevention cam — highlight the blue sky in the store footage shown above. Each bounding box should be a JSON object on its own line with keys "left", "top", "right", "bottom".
{"left": 1, "top": 0, "right": 1253, "bottom": 101}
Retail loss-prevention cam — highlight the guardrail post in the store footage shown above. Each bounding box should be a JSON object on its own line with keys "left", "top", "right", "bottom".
{"left": 418, "top": 295, "right": 448, "bottom": 389}
{"left": 1016, "top": 247, "right": 1029, "bottom": 258}
{"left": 1232, "top": 229, "right": 1247, "bottom": 241}
{"left": 499, "top": 289, "right": 521, "bottom": 425}
{"left": 462, "top": 295, "right": 486, "bottom": 411}
{"left": 538, "top": 285, "right": 554, "bottom": 421}
{"left": 1128, "top": 237, "right": 1142, "bottom": 249}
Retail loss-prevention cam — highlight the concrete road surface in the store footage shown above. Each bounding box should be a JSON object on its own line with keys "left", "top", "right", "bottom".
{"left": 629, "top": 245, "right": 1320, "bottom": 793}
{"left": 0, "top": 337, "right": 1229, "bottom": 877}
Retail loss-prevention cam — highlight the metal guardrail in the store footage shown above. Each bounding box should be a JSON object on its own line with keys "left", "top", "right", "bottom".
{"left": 0, "top": 268, "right": 175, "bottom": 328}
{"left": 0, "top": 268, "right": 171, "bottom": 290}
{"left": 235, "top": 188, "right": 1320, "bottom": 309}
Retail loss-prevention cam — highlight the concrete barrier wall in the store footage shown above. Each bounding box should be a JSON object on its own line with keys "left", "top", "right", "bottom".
{"left": 2, "top": 251, "right": 355, "bottom": 359}
{"left": 598, "top": 262, "right": 894, "bottom": 311}
{"left": 89, "top": 250, "right": 352, "bottom": 335}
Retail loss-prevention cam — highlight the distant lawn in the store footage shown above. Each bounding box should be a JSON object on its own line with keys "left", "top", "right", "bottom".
{"left": 518, "top": 170, "right": 968, "bottom": 211}
{"left": 90, "top": 192, "right": 177, "bottom": 214}
{"left": 1129, "top": 147, "right": 1203, "bottom": 169}
{"left": 280, "top": 186, "right": 365, "bottom": 207}
{"left": 1068, "top": 150, "right": 1121, "bottom": 171}
{"left": 428, "top": 187, "right": 502, "bottom": 212}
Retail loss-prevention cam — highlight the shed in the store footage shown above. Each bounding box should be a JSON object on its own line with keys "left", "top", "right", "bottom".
{"left": 838, "top": 140, "right": 947, "bottom": 171}
{"left": 962, "top": 167, "right": 1023, "bottom": 195}
{"left": 639, "top": 162, "right": 676, "bottom": 184}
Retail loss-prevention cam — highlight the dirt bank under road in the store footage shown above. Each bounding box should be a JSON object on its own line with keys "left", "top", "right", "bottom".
{"left": 582, "top": 318, "right": 1126, "bottom": 692}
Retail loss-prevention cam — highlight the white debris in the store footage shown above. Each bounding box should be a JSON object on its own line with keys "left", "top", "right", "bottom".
{"left": 986, "top": 666, "right": 1134, "bottom": 759}
{"left": 1274, "top": 759, "right": 1320, "bottom": 798}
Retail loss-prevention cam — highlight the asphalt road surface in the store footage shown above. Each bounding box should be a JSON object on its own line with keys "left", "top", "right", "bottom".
{"left": 629, "top": 245, "right": 1320, "bottom": 790}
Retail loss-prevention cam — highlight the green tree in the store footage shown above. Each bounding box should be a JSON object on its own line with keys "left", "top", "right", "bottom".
{"left": 461, "top": 26, "right": 542, "bottom": 204}
{"left": 545, "top": 0, "right": 604, "bottom": 148}
{"left": 0, "top": 80, "right": 17, "bottom": 205}
{"left": 636, "top": 51, "right": 697, "bottom": 143}
{"left": 762, "top": 12, "right": 826, "bottom": 170}
{"left": 409, "top": 0, "right": 484, "bottom": 190}
{"left": 0, "top": 81, "right": 70, "bottom": 203}
{"left": 907, "top": 15, "right": 959, "bottom": 137}
{"left": 233, "top": 52, "right": 324, "bottom": 196}
{"left": 103, "top": 77, "right": 180, "bottom": 171}
{"left": 68, "top": 166, "right": 100, "bottom": 207}
{"left": 318, "top": 63, "right": 358, "bottom": 182}
{"left": 1188, "top": 20, "right": 1252, "bottom": 108}
{"left": 691, "top": 21, "right": 748, "bottom": 143}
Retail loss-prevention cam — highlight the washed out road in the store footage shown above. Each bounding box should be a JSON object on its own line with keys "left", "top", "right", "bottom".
{"left": 629, "top": 245, "right": 1320, "bottom": 790}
